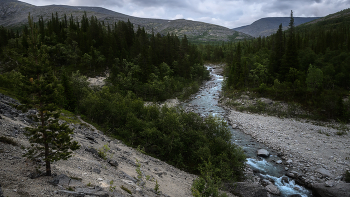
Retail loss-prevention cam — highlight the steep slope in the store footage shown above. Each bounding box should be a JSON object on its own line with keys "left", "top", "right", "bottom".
{"left": 233, "top": 17, "right": 320, "bottom": 37}
{"left": 0, "top": 0, "right": 251, "bottom": 43}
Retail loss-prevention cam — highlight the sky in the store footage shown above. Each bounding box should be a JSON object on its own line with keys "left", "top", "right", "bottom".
{"left": 18, "top": 0, "right": 350, "bottom": 28}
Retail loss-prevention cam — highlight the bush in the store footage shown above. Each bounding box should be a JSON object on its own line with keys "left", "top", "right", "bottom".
{"left": 78, "top": 88, "right": 246, "bottom": 181}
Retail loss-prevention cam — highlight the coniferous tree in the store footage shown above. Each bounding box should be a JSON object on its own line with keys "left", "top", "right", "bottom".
{"left": 281, "top": 10, "right": 299, "bottom": 81}
{"left": 21, "top": 14, "right": 80, "bottom": 176}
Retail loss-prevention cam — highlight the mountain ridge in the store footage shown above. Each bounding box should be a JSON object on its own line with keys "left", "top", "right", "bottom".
{"left": 0, "top": 0, "right": 251, "bottom": 43}
{"left": 233, "top": 17, "right": 321, "bottom": 37}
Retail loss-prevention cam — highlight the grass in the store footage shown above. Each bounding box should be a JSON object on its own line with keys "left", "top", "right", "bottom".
{"left": 120, "top": 185, "right": 132, "bottom": 195}
{"left": 59, "top": 109, "right": 81, "bottom": 124}
{"left": 0, "top": 136, "right": 18, "bottom": 146}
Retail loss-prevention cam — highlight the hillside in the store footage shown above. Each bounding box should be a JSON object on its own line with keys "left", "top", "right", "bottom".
{"left": 0, "top": 0, "right": 251, "bottom": 43}
{"left": 233, "top": 17, "right": 320, "bottom": 37}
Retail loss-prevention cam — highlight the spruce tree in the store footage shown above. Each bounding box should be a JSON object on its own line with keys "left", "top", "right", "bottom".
{"left": 21, "top": 14, "right": 80, "bottom": 176}
{"left": 281, "top": 10, "right": 299, "bottom": 81}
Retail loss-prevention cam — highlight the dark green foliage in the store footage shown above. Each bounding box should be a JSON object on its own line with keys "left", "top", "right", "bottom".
{"left": 345, "top": 170, "right": 350, "bottom": 183}
{"left": 78, "top": 87, "right": 245, "bottom": 181}
{"left": 19, "top": 15, "right": 80, "bottom": 176}
{"left": 192, "top": 160, "right": 228, "bottom": 197}
{"left": 202, "top": 9, "right": 350, "bottom": 122}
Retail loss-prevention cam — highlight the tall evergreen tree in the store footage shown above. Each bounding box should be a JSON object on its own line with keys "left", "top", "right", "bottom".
{"left": 21, "top": 14, "right": 80, "bottom": 176}
{"left": 281, "top": 10, "right": 299, "bottom": 81}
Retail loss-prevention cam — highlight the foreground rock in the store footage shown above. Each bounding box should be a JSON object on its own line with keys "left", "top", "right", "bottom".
{"left": 226, "top": 182, "right": 268, "bottom": 197}
{"left": 257, "top": 149, "right": 270, "bottom": 157}
{"left": 312, "top": 182, "right": 350, "bottom": 197}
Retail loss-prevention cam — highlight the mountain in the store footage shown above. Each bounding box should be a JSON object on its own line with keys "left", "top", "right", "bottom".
{"left": 0, "top": 0, "right": 251, "bottom": 43}
{"left": 233, "top": 17, "right": 321, "bottom": 37}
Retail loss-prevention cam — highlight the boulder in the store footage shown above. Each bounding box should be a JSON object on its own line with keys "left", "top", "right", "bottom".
{"left": 312, "top": 182, "right": 350, "bottom": 197}
{"left": 257, "top": 149, "right": 270, "bottom": 157}
{"left": 276, "top": 160, "right": 282, "bottom": 164}
{"left": 316, "top": 168, "right": 333, "bottom": 178}
{"left": 266, "top": 184, "right": 281, "bottom": 195}
{"left": 93, "top": 168, "right": 101, "bottom": 174}
{"left": 225, "top": 182, "right": 268, "bottom": 197}
{"left": 85, "top": 147, "right": 98, "bottom": 155}
{"left": 108, "top": 159, "right": 119, "bottom": 167}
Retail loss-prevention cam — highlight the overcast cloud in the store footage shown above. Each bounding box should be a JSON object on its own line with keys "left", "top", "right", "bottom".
{"left": 19, "top": 0, "right": 350, "bottom": 28}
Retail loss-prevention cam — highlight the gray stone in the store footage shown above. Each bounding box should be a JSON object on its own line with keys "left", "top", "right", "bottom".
{"left": 75, "top": 187, "right": 109, "bottom": 197}
{"left": 108, "top": 159, "right": 118, "bottom": 167}
{"left": 325, "top": 180, "right": 335, "bottom": 187}
{"left": 85, "top": 147, "right": 98, "bottom": 155}
{"left": 276, "top": 160, "right": 282, "bottom": 164}
{"left": 53, "top": 174, "right": 71, "bottom": 187}
{"left": 312, "top": 182, "right": 350, "bottom": 197}
{"left": 57, "top": 190, "right": 84, "bottom": 197}
{"left": 286, "top": 159, "right": 293, "bottom": 164}
{"left": 281, "top": 176, "right": 289, "bottom": 184}
{"left": 316, "top": 168, "right": 333, "bottom": 178}
{"left": 226, "top": 182, "right": 268, "bottom": 197}
{"left": 288, "top": 195, "right": 302, "bottom": 197}
{"left": 257, "top": 149, "right": 270, "bottom": 157}
{"left": 266, "top": 184, "right": 281, "bottom": 195}
{"left": 93, "top": 168, "right": 101, "bottom": 174}
{"left": 119, "top": 171, "right": 137, "bottom": 183}
{"left": 260, "top": 98, "right": 273, "bottom": 105}
{"left": 261, "top": 179, "right": 271, "bottom": 187}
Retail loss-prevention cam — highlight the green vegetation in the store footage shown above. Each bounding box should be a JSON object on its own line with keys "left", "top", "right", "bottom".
{"left": 98, "top": 144, "right": 110, "bottom": 160}
{"left": 202, "top": 9, "right": 350, "bottom": 122}
{"left": 120, "top": 185, "right": 132, "bottom": 195}
{"left": 192, "top": 160, "right": 228, "bottom": 197}
{"left": 0, "top": 11, "right": 245, "bottom": 185}
{"left": 345, "top": 170, "right": 350, "bottom": 183}
{"left": 19, "top": 14, "right": 80, "bottom": 176}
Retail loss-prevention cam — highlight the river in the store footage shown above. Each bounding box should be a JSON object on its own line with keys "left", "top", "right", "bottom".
{"left": 180, "top": 64, "right": 312, "bottom": 197}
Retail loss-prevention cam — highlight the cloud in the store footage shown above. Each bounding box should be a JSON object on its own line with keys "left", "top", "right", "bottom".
{"left": 18, "top": 0, "right": 350, "bottom": 28}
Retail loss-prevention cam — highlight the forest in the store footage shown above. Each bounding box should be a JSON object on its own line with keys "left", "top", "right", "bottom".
{"left": 0, "top": 12, "right": 245, "bottom": 195}
{"left": 201, "top": 10, "right": 350, "bottom": 122}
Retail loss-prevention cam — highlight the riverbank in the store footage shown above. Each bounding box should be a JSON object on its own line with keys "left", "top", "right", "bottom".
{"left": 222, "top": 95, "right": 350, "bottom": 195}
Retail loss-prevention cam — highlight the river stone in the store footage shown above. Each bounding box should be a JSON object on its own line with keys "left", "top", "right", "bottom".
{"left": 312, "top": 182, "right": 350, "bottom": 197}
{"left": 316, "top": 168, "right": 333, "bottom": 178}
{"left": 288, "top": 195, "right": 302, "bottom": 197}
{"left": 276, "top": 160, "right": 282, "bottom": 164}
{"left": 225, "top": 182, "right": 268, "bottom": 197}
{"left": 325, "top": 180, "right": 335, "bottom": 187}
{"left": 257, "top": 149, "right": 270, "bottom": 157}
{"left": 266, "top": 184, "right": 281, "bottom": 195}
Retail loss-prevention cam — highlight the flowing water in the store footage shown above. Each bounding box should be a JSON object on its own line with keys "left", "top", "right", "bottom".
{"left": 180, "top": 65, "right": 312, "bottom": 197}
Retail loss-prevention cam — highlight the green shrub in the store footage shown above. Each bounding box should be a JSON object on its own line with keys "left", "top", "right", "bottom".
{"left": 345, "top": 170, "right": 350, "bottom": 183}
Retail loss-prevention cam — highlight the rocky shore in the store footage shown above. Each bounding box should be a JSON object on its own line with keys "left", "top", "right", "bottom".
{"left": 222, "top": 97, "right": 350, "bottom": 196}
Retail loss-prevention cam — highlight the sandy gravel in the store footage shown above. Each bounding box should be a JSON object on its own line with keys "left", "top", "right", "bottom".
{"left": 228, "top": 109, "right": 350, "bottom": 185}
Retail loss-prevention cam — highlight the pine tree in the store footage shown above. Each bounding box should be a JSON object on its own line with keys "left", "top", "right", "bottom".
{"left": 281, "top": 10, "right": 299, "bottom": 81}
{"left": 21, "top": 14, "right": 80, "bottom": 176}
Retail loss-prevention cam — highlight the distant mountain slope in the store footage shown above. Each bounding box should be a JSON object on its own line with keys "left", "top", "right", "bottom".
{"left": 233, "top": 17, "right": 320, "bottom": 37}
{"left": 297, "top": 8, "right": 350, "bottom": 28}
{"left": 0, "top": 0, "right": 251, "bottom": 43}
